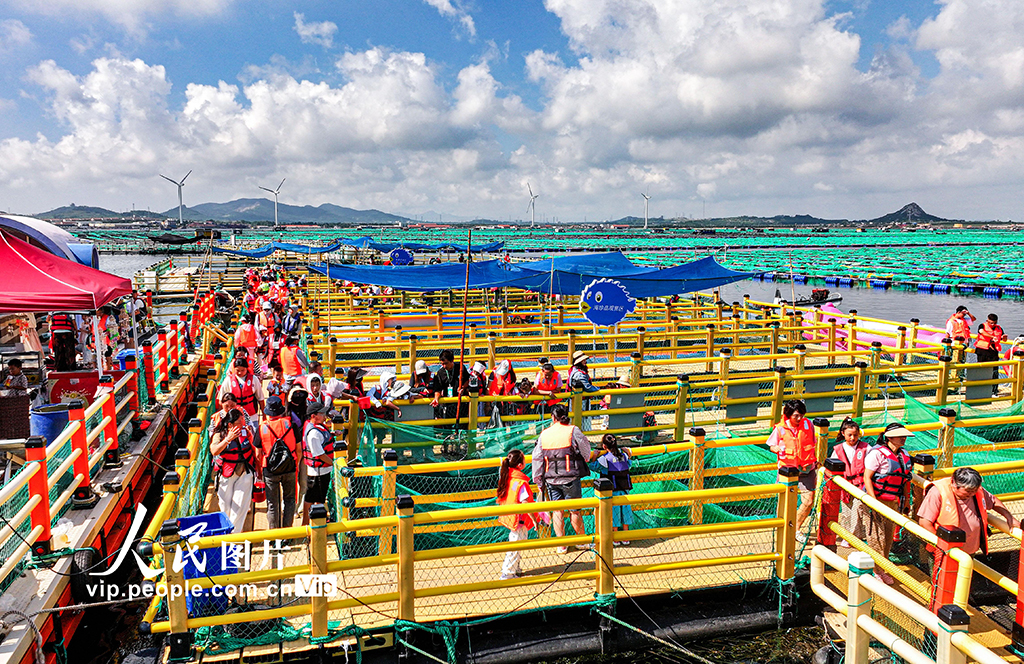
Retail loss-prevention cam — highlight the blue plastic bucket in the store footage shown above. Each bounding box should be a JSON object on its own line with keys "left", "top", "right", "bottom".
{"left": 115, "top": 349, "right": 141, "bottom": 371}
{"left": 177, "top": 512, "right": 236, "bottom": 615}
{"left": 30, "top": 404, "right": 70, "bottom": 445}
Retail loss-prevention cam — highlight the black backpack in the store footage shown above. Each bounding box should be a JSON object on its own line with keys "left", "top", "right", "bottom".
{"left": 263, "top": 424, "right": 297, "bottom": 475}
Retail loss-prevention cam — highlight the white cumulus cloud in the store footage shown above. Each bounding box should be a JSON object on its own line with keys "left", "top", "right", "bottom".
{"left": 0, "top": 19, "right": 32, "bottom": 53}
{"left": 293, "top": 12, "right": 337, "bottom": 49}
{"left": 422, "top": 0, "right": 476, "bottom": 37}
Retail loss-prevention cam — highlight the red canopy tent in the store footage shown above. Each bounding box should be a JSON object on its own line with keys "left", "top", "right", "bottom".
{"left": 0, "top": 230, "right": 131, "bottom": 313}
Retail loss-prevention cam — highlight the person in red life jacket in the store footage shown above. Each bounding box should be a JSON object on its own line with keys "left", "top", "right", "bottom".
{"left": 306, "top": 374, "right": 338, "bottom": 419}
{"left": 497, "top": 449, "right": 543, "bottom": 579}
{"left": 945, "top": 306, "right": 975, "bottom": 346}
{"left": 469, "top": 361, "right": 489, "bottom": 417}
{"left": 256, "top": 301, "right": 277, "bottom": 350}
{"left": 279, "top": 335, "right": 309, "bottom": 392}
{"left": 210, "top": 407, "right": 260, "bottom": 533}
{"left": 592, "top": 434, "right": 633, "bottom": 545}
{"left": 266, "top": 361, "right": 287, "bottom": 401}
{"left": 918, "top": 467, "right": 1018, "bottom": 609}
{"left": 220, "top": 357, "right": 266, "bottom": 429}
{"left": 488, "top": 359, "right": 516, "bottom": 416}
{"left": 532, "top": 404, "right": 593, "bottom": 554}
{"left": 862, "top": 423, "right": 914, "bottom": 584}
{"left": 974, "top": 314, "right": 1008, "bottom": 396}
{"left": 259, "top": 396, "right": 299, "bottom": 530}
{"left": 512, "top": 377, "right": 533, "bottom": 416}
{"left": 532, "top": 362, "right": 563, "bottom": 417}
{"left": 767, "top": 399, "right": 818, "bottom": 542}
{"left": 301, "top": 401, "right": 335, "bottom": 525}
{"left": 365, "top": 370, "right": 408, "bottom": 443}
{"left": 234, "top": 314, "right": 262, "bottom": 362}
{"left": 48, "top": 312, "right": 78, "bottom": 371}
{"left": 828, "top": 418, "right": 871, "bottom": 551}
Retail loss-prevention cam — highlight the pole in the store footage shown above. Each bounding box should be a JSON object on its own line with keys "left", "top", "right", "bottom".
{"left": 454, "top": 229, "right": 472, "bottom": 430}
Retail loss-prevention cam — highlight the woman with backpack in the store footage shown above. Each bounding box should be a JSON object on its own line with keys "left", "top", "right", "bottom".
{"left": 210, "top": 407, "right": 260, "bottom": 533}
{"left": 496, "top": 449, "right": 541, "bottom": 579}
{"left": 593, "top": 434, "right": 633, "bottom": 545}
{"left": 258, "top": 396, "right": 300, "bottom": 530}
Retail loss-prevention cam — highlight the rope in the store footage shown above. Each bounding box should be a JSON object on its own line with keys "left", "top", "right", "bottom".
{"left": 592, "top": 609, "right": 716, "bottom": 664}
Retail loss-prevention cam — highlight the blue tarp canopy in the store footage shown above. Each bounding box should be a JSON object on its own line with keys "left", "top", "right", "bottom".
{"left": 213, "top": 238, "right": 503, "bottom": 258}
{"left": 309, "top": 252, "right": 752, "bottom": 297}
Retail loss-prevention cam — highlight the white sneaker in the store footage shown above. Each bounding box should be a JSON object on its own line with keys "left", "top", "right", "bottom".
{"left": 499, "top": 573, "right": 518, "bottom": 580}
{"left": 575, "top": 543, "right": 595, "bottom": 551}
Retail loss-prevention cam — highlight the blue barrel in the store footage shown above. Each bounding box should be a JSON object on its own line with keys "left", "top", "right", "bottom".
{"left": 177, "top": 512, "right": 236, "bottom": 615}
{"left": 30, "top": 403, "right": 70, "bottom": 445}
{"left": 115, "top": 349, "right": 141, "bottom": 371}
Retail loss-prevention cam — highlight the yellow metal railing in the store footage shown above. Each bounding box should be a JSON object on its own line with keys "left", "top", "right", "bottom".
{"left": 810, "top": 546, "right": 1006, "bottom": 664}
{"left": 145, "top": 477, "right": 799, "bottom": 641}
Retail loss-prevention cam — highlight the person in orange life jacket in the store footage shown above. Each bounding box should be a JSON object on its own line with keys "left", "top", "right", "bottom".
{"left": 974, "top": 314, "right": 1008, "bottom": 396}
{"left": 592, "top": 434, "right": 633, "bottom": 545}
{"left": 863, "top": 423, "right": 915, "bottom": 584}
{"left": 532, "top": 362, "right": 562, "bottom": 417}
{"left": 531, "top": 404, "right": 593, "bottom": 554}
{"left": 259, "top": 396, "right": 299, "bottom": 530}
{"left": 219, "top": 357, "right": 266, "bottom": 429}
{"left": 945, "top": 306, "right": 975, "bottom": 345}
{"left": 918, "top": 467, "right": 1017, "bottom": 555}
{"left": 918, "top": 467, "right": 1018, "bottom": 610}
{"left": 497, "top": 449, "right": 544, "bottom": 579}
{"left": 488, "top": 360, "right": 516, "bottom": 416}
{"left": 279, "top": 335, "right": 309, "bottom": 392}
{"left": 210, "top": 407, "right": 260, "bottom": 533}
{"left": 828, "top": 418, "right": 871, "bottom": 549}
{"left": 234, "top": 314, "right": 262, "bottom": 360}
{"left": 301, "top": 401, "right": 335, "bottom": 525}
{"left": 767, "top": 399, "right": 818, "bottom": 541}
{"left": 266, "top": 361, "right": 287, "bottom": 401}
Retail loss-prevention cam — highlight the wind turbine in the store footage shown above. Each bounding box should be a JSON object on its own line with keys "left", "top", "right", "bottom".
{"left": 641, "top": 189, "right": 651, "bottom": 230}
{"left": 527, "top": 183, "right": 539, "bottom": 227}
{"left": 259, "top": 178, "right": 286, "bottom": 227}
{"left": 159, "top": 170, "right": 191, "bottom": 225}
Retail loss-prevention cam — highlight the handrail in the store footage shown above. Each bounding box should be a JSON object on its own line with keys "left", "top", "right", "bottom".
{"left": 809, "top": 546, "right": 1008, "bottom": 664}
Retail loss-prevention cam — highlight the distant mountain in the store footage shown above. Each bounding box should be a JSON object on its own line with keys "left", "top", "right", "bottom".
{"left": 864, "top": 202, "right": 952, "bottom": 225}
{"left": 162, "top": 198, "right": 413, "bottom": 224}
{"left": 38, "top": 204, "right": 164, "bottom": 220}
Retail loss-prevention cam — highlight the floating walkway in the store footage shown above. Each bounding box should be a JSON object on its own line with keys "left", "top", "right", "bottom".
{"left": 73, "top": 259, "right": 1022, "bottom": 664}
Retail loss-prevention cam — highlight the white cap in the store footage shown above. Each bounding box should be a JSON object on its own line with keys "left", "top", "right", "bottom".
{"left": 472, "top": 361, "right": 487, "bottom": 374}
{"left": 415, "top": 359, "right": 429, "bottom": 376}
{"left": 262, "top": 301, "right": 272, "bottom": 310}
{"left": 496, "top": 359, "right": 511, "bottom": 376}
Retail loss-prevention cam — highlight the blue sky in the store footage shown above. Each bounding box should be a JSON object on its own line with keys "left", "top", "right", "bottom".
{"left": 2, "top": 0, "right": 1023, "bottom": 222}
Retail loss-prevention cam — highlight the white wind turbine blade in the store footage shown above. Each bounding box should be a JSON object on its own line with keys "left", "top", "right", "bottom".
{"left": 277, "top": 178, "right": 286, "bottom": 193}
{"left": 527, "top": 182, "right": 534, "bottom": 198}
{"left": 159, "top": 174, "right": 177, "bottom": 185}
{"left": 180, "top": 169, "right": 192, "bottom": 185}
{"left": 259, "top": 186, "right": 275, "bottom": 194}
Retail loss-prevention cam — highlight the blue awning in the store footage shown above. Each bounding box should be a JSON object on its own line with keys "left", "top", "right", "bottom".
{"left": 310, "top": 252, "right": 753, "bottom": 297}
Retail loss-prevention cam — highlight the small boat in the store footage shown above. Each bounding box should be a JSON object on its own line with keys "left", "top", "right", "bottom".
{"left": 774, "top": 288, "right": 843, "bottom": 306}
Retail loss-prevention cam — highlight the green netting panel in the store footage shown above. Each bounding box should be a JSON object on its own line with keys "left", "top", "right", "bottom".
{"left": 359, "top": 416, "right": 544, "bottom": 466}
{"left": 0, "top": 476, "right": 32, "bottom": 594}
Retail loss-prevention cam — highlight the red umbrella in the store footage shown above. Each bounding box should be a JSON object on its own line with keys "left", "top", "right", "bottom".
{"left": 0, "top": 230, "right": 131, "bottom": 313}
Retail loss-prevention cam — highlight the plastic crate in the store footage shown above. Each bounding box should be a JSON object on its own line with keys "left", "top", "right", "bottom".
{"left": 177, "top": 512, "right": 236, "bottom": 615}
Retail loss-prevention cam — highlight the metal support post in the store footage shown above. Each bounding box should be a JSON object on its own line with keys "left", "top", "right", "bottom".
{"left": 673, "top": 375, "right": 689, "bottom": 441}
{"left": 689, "top": 427, "right": 706, "bottom": 525}
{"left": 310, "top": 504, "right": 329, "bottom": 639}
{"left": 775, "top": 466, "right": 799, "bottom": 580}
{"left": 817, "top": 457, "right": 843, "bottom": 547}
{"left": 851, "top": 361, "right": 868, "bottom": 418}
{"left": 396, "top": 495, "right": 416, "bottom": 621}
{"left": 595, "top": 478, "right": 615, "bottom": 595}
{"left": 845, "top": 552, "right": 875, "bottom": 664}
{"left": 162, "top": 519, "right": 192, "bottom": 661}
{"left": 25, "top": 437, "right": 52, "bottom": 556}
{"left": 938, "top": 408, "right": 957, "bottom": 468}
